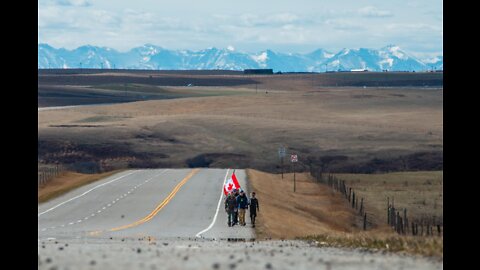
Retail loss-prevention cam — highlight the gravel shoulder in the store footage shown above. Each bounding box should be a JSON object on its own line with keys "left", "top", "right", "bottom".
{"left": 38, "top": 238, "right": 442, "bottom": 270}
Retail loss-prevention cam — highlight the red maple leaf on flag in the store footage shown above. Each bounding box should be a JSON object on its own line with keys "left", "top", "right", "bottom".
{"left": 223, "top": 170, "right": 242, "bottom": 195}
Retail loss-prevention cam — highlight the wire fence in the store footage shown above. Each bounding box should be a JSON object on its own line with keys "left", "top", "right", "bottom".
{"left": 387, "top": 198, "right": 443, "bottom": 236}
{"left": 38, "top": 164, "right": 65, "bottom": 187}
{"left": 309, "top": 166, "right": 443, "bottom": 236}
{"left": 309, "top": 167, "right": 373, "bottom": 230}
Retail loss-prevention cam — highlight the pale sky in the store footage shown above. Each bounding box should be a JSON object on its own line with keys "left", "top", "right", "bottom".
{"left": 38, "top": 0, "right": 443, "bottom": 58}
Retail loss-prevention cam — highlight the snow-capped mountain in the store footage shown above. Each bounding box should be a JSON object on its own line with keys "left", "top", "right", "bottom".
{"left": 422, "top": 56, "right": 443, "bottom": 71}
{"left": 38, "top": 44, "right": 442, "bottom": 72}
{"left": 322, "top": 45, "right": 427, "bottom": 72}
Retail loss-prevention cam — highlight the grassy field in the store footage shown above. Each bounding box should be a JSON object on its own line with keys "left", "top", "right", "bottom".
{"left": 38, "top": 170, "right": 124, "bottom": 203}
{"left": 331, "top": 171, "right": 443, "bottom": 225}
{"left": 38, "top": 71, "right": 442, "bottom": 174}
{"left": 246, "top": 169, "right": 442, "bottom": 259}
{"left": 38, "top": 86, "right": 442, "bottom": 173}
{"left": 246, "top": 169, "right": 363, "bottom": 240}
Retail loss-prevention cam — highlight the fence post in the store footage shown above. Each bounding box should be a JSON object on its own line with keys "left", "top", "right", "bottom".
{"left": 404, "top": 208, "right": 408, "bottom": 234}
{"left": 412, "top": 222, "right": 415, "bottom": 236}
{"left": 363, "top": 213, "right": 367, "bottom": 230}
{"left": 351, "top": 191, "right": 355, "bottom": 208}
{"left": 391, "top": 207, "right": 396, "bottom": 228}
{"left": 387, "top": 197, "right": 390, "bottom": 223}
{"left": 400, "top": 217, "right": 404, "bottom": 234}
{"left": 387, "top": 206, "right": 390, "bottom": 225}
{"left": 360, "top": 198, "right": 364, "bottom": 214}
{"left": 437, "top": 225, "right": 441, "bottom": 236}
{"left": 395, "top": 211, "right": 400, "bottom": 233}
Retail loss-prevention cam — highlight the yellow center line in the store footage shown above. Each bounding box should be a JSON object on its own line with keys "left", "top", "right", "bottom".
{"left": 107, "top": 169, "right": 199, "bottom": 232}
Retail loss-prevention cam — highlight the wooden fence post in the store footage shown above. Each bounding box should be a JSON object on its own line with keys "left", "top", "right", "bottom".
{"left": 400, "top": 217, "right": 404, "bottom": 234}
{"left": 363, "top": 213, "right": 367, "bottom": 230}
{"left": 437, "top": 225, "right": 441, "bottom": 236}
{"left": 395, "top": 211, "right": 401, "bottom": 233}
{"left": 412, "top": 222, "right": 415, "bottom": 236}
{"left": 404, "top": 208, "right": 408, "bottom": 234}
{"left": 387, "top": 206, "right": 390, "bottom": 225}
{"left": 351, "top": 191, "right": 355, "bottom": 208}
{"left": 360, "top": 198, "right": 364, "bottom": 214}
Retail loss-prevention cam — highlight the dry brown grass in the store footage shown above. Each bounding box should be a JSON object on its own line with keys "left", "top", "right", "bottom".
{"left": 38, "top": 170, "right": 124, "bottom": 203}
{"left": 246, "top": 169, "right": 362, "bottom": 240}
{"left": 303, "top": 232, "right": 443, "bottom": 259}
{"left": 333, "top": 171, "right": 443, "bottom": 225}
{"left": 246, "top": 169, "right": 443, "bottom": 258}
{"left": 38, "top": 86, "right": 442, "bottom": 172}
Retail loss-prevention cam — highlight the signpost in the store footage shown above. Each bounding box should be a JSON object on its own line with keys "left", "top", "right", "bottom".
{"left": 278, "top": 147, "right": 286, "bottom": 179}
{"left": 291, "top": 154, "right": 298, "bottom": 192}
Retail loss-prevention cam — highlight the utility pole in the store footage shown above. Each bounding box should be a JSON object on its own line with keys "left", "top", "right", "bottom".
{"left": 278, "top": 146, "right": 286, "bottom": 179}
{"left": 256, "top": 82, "right": 258, "bottom": 94}
{"left": 293, "top": 162, "right": 296, "bottom": 192}
{"left": 291, "top": 154, "right": 298, "bottom": 192}
{"left": 325, "top": 63, "right": 328, "bottom": 73}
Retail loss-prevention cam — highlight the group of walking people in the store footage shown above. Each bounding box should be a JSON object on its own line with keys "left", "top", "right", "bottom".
{"left": 224, "top": 189, "right": 259, "bottom": 228}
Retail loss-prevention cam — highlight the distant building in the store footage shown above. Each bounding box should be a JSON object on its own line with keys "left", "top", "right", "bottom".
{"left": 351, "top": 69, "right": 369, "bottom": 72}
{"left": 244, "top": 69, "right": 273, "bottom": 74}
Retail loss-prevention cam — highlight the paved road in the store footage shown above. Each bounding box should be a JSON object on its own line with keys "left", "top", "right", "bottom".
{"left": 39, "top": 168, "right": 254, "bottom": 242}
{"left": 38, "top": 103, "right": 122, "bottom": 112}
{"left": 38, "top": 169, "right": 442, "bottom": 270}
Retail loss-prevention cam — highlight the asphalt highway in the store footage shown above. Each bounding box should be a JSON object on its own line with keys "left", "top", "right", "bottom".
{"left": 38, "top": 169, "right": 442, "bottom": 270}
{"left": 39, "top": 168, "right": 254, "bottom": 242}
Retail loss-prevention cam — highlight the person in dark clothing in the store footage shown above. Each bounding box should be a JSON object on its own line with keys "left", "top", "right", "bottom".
{"left": 236, "top": 190, "right": 249, "bottom": 226}
{"left": 233, "top": 189, "right": 240, "bottom": 225}
{"left": 249, "top": 192, "right": 259, "bottom": 227}
{"left": 225, "top": 192, "right": 238, "bottom": 227}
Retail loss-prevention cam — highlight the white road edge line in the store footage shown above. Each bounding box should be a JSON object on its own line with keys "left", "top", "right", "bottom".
{"left": 195, "top": 169, "right": 230, "bottom": 238}
{"left": 38, "top": 170, "right": 138, "bottom": 217}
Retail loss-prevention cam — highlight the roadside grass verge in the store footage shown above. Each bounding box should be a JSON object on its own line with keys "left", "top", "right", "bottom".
{"left": 38, "top": 169, "right": 124, "bottom": 203}
{"left": 301, "top": 232, "right": 443, "bottom": 259}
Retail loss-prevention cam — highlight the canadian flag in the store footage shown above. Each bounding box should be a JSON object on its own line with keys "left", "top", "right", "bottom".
{"left": 223, "top": 171, "right": 241, "bottom": 195}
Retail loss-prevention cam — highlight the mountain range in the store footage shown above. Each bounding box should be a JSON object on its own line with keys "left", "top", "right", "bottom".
{"left": 38, "top": 44, "right": 443, "bottom": 72}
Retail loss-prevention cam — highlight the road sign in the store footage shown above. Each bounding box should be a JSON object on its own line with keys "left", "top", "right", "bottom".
{"left": 291, "top": 154, "right": 298, "bottom": 162}
{"left": 278, "top": 147, "right": 286, "bottom": 158}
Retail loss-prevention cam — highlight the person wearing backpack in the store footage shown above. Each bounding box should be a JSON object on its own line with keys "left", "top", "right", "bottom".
{"left": 236, "top": 189, "right": 249, "bottom": 226}
{"left": 225, "top": 192, "right": 238, "bottom": 227}
{"left": 233, "top": 189, "right": 240, "bottom": 225}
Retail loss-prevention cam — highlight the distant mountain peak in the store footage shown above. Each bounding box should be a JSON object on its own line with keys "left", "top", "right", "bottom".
{"left": 38, "top": 44, "right": 441, "bottom": 72}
